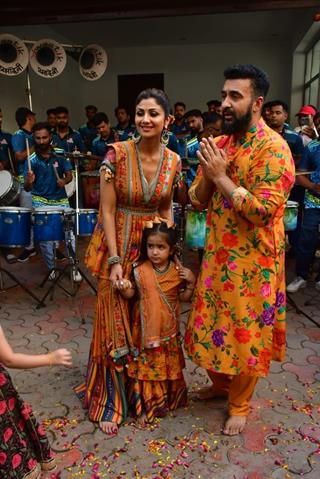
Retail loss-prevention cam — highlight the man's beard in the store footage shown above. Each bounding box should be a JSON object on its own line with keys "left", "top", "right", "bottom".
{"left": 175, "top": 114, "right": 183, "bottom": 121}
{"left": 36, "top": 143, "right": 50, "bottom": 153}
{"left": 222, "top": 109, "right": 252, "bottom": 135}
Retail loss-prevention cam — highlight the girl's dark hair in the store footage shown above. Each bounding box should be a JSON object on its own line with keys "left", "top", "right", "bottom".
{"left": 135, "top": 88, "right": 171, "bottom": 117}
{"left": 140, "top": 221, "right": 177, "bottom": 261}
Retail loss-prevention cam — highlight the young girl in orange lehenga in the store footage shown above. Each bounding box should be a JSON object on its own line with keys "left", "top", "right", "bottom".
{"left": 118, "top": 219, "right": 195, "bottom": 423}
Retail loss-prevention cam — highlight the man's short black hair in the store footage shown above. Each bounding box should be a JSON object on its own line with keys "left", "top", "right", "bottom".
{"left": 223, "top": 64, "right": 270, "bottom": 98}
{"left": 32, "top": 122, "right": 52, "bottom": 134}
{"left": 85, "top": 105, "right": 97, "bottom": 112}
{"left": 202, "top": 112, "right": 222, "bottom": 126}
{"left": 46, "top": 108, "right": 56, "bottom": 116}
{"left": 174, "top": 102, "right": 186, "bottom": 109}
{"left": 92, "top": 112, "right": 109, "bottom": 127}
{"left": 206, "top": 99, "right": 221, "bottom": 107}
{"left": 114, "top": 105, "right": 129, "bottom": 116}
{"left": 15, "top": 107, "right": 35, "bottom": 128}
{"left": 269, "top": 100, "right": 289, "bottom": 113}
{"left": 262, "top": 101, "right": 273, "bottom": 111}
{"left": 55, "top": 106, "right": 69, "bottom": 116}
{"left": 185, "top": 109, "right": 202, "bottom": 119}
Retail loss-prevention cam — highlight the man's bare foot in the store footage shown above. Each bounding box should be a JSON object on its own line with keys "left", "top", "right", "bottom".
{"left": 195, "top": 385, "right": 228, "bottom": 400}
{"left": 223, "top": 415, "right": 247, "bottom": 435}
{"left": 99, "top": 421, "right": 118, "bottom": 435}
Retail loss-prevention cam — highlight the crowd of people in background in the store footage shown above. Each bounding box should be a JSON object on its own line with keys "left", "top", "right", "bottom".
{"left": 1, "top": 94, "right": 320, "bottom": 286}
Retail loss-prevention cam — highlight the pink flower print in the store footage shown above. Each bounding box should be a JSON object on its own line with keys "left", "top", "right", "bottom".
{"left": 204, "top": 276, "right": 213, "bottom": 288}
{"left": 247, "top": 356, "right": 257, "bottom": 367}
{"left": 228, "top": 261, "right": 237, "bottom": 271}
{"left": 194, "top": 316, "right": 204, "bottom": 328}
{"left": 260, "top": 282, "right": 271, "bottom": 298}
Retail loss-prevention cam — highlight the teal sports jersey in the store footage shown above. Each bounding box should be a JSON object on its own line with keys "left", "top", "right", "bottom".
{"left": 51, "top": 127, "right": 85, "bottom": 154}
{"left": 79, "top": 123, "right": 97, "bottom": 149}
{"left": 299, "top": 139, "right": 320, "bottom": 209}
{"left": 11, "top": 129, "right": 34, "bottom": 179}
{"left": 23, "top": 149, "right": 72, "bottom": 201}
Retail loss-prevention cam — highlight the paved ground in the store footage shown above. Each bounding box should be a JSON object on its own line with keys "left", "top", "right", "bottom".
{"left": 0, "top": 240, "right": 319, "bottom": 479}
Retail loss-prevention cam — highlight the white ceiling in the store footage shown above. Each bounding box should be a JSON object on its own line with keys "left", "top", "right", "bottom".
{"left": 4, "top": 8, "right": 307, "bottom": 48}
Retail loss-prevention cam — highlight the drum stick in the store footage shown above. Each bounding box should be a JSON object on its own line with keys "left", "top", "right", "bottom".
{"left": 7, "top": 148, "right": 16, "bottom": 175}
{"left": 295, "top": 171, "right": 315, "bottom": 176}
{"left": 53, "top": 162, "right": 60, "bottom": 180}
{"left": 26, "top": 138, "right": 31, "bottom": 172}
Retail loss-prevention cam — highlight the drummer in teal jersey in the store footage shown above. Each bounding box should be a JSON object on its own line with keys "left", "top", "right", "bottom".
{"left": 51, "top": 106, "right": 86, "bottom": 209}
{"left": 24, "top": 122, "right": 81, "bottom": 282}
{"left": 90, "top": 112, "right": 117, "bottom": 169}
{"left": 8, "top": 107, "right": 37, "bottom": 263}
{"left": 113, "top": 106, "right": 135, "bottom": 141}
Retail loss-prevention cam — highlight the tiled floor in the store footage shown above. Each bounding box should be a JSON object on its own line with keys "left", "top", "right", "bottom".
{"left": 0, "top": 241, "right": 319, "bottom": 479}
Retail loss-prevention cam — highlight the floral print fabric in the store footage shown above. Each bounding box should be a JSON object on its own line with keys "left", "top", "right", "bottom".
{"left": 185, "top": 120, "right": 295, "bottom": 377}
{"left": 0, "top": 365, "right": 54, "bottom": 479}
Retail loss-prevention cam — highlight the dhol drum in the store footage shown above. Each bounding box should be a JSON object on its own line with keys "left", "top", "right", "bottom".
{"left": 0, "top": 170, "right": 20, "bottom": 206}
{"left": 33, "top": 208, "right": 65, "bottom": 242}
{"left": 284, "top": 200, "right": 299, "bottom": 231}
{"left": 185, "top": 207, "right": 208, "bottom": 249}
{"left": 0, "top": 207, "right": 31, "bottom": 247}
{"left": 81, "top": 171, "right": 100, "bottom": 209}
{"left": 77, "top": 209, "right": 98, "bottom": 236}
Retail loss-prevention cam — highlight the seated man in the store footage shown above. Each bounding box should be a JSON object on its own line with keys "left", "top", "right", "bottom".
{"left": 24, "top": 122, "right": 82, "bottom": 282}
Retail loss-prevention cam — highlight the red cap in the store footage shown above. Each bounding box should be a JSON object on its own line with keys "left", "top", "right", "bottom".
{"left": 296, "top": 105, "right": 317, "bottom": 116}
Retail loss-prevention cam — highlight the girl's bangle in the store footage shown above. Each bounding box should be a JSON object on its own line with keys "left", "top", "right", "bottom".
{"left": 48, "top": 352, "right": 53, "bottom": 368}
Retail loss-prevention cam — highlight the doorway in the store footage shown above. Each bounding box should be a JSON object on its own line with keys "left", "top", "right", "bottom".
{"left": 117, "top": 73, "right": 164, "bottom": 120}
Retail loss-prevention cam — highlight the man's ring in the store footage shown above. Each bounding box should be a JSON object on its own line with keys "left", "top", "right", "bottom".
{"left": 120, "top": 281, "right": 124, "bottom": 285}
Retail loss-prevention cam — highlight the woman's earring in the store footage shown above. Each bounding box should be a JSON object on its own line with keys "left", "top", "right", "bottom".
{"left": 161, "top": 129, "right": 170, "bottom": 146}
{"left": 132, "top": 129, "right": 141, "bottom": 144}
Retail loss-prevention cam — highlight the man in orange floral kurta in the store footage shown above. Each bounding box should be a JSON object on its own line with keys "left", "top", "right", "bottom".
{"left": 185, "top": 65, "right": 295, "bottom": 435}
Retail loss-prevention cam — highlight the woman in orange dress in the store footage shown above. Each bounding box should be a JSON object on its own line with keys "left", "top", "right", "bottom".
{"left": 75, "top": 89, "right": 181, "bottom": 435}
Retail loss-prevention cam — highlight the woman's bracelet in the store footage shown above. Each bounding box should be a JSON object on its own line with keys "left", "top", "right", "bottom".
{"left": 107, "top": 255, "right": 121, "bottom": 266}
